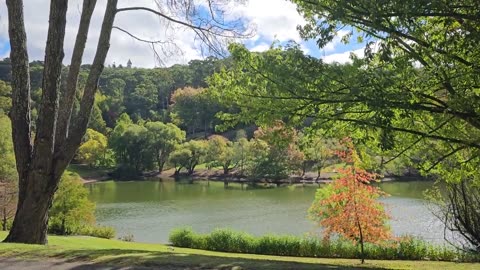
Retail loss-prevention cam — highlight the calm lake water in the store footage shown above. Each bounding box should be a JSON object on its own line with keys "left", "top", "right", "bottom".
{"left": 87, "top": 180, "right": 445, "bottom": 244}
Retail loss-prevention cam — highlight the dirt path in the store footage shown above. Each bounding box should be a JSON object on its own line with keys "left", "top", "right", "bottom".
{"left": 0, "top": 257, "right": 237, "bottom": 270}
{"left": 0, "top": 258, "right": 173, "bottom": 270}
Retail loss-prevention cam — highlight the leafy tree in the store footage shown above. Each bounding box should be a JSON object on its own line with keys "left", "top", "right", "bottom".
{"left": 170, "top": 87, "right": 225, "bottom": 136}
{"left": 87, "top": 93, "right": 109, "bottom": 134}
{"left": 145, "top": 121, "right": 186, "bottom": 173}
{"left": 209, "top": 22, "right": 480, "bottom": 247}
{"left": 99, "top": 77, "right": 126, "bottom": 126}
{"left": 170, "top": 87, "right": 204, "bottom": 135}
{"left": 5, "top": 0, "right": 247, "bottom": 244}
{"left": 232, "top": 137, "right": 251, "bottom": 176}
{"left": 49, "top": 172, "right": 95, "bottom": 235}
{"left": 169, "top": 140, "right": 208, "bottom": 175}
{"left": 169, "top": 148, "right": 192, "bottom": 176}
{"left": 110, "top": 122, "right": 154, "bottom": 174}
{"left": 299, "top": 133, "right": 336, "bottom": 179}
{"left": 246, "top": 122, "right": 303, "bottom": 180}
{"left": 125, "top": 81, "right": 157, "bottom": 119}
{"left": 309, "top": 138, "right": 391, "bottom": 263}
{"left": 77, "top": 129, "right": 109, "bottom": 167}
{"left": 206, "top": 135, "right": 236, "bottom": 174}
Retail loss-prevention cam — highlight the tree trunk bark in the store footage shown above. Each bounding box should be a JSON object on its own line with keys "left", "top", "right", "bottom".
{"left": 5, "top": 0, "right": 118, "bottom": 244}
{"left": 5, "top": 0, "right": 68, "bottom": 245}
{"left": 4, "top": 186, "right": 54, "bottom": 244}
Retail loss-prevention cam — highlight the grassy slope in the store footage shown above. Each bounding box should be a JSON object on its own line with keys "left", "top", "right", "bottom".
{"left": 0, "top": 232, "right": 478, "bottom": 270}
{"left": 67, "top": 164, "right": 110, "bottom": 181}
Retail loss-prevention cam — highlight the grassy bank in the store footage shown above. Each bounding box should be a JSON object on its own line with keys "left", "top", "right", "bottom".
{"left": 169, "top": 228, "right": 476, "bottom": 262}
{"left": 67, "top": 164, "right": 111, "bottom": 182}
{"left": 0, "top": 232, "right": 478, "bottom": 269}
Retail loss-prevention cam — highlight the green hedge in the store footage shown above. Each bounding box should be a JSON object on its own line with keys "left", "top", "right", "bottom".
{"left": 169, "top": 228, "right": 478, "bottom": 262}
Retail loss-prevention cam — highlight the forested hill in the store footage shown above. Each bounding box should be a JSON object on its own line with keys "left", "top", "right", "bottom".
{"left": 0, "top": 57, "right": 236, "bottom": 137}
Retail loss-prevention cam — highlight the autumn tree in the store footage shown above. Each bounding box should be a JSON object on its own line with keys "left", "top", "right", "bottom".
{"left": 247, "top": 121, "right": 303, "bottom": 180}
{"left": 309, "top": 139, "right": 391, "bottom": 263}
{"left": 5, "top": 0, "right": 249, "bottom": 244}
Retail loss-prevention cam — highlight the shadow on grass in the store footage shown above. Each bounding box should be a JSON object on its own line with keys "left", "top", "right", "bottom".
{"left": 47, "top": 248, "right": 389, "bottom": 270}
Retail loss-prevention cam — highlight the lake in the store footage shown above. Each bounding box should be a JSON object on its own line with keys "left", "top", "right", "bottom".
{"left": 87, "top": 180, "right": 445, "bottom": 244}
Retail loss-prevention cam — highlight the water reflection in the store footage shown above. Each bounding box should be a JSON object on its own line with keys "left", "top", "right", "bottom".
{"left": 88, "top": 180, "right": 444, "bottom": 244}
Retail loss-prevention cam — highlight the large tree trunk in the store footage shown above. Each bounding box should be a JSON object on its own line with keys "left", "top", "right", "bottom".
{"left": 4, "top": 188, "right": 55, "bottom": 244}
{"left": 4, "top": 0, "right": 118, "bottom": 244}
{"left": 5, "top": 0, "right": 69, "bottom": 244}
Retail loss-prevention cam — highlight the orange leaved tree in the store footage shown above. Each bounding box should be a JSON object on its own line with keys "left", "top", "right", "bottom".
{"left": 309, "top": 138, "right": 391, "bottom": 263}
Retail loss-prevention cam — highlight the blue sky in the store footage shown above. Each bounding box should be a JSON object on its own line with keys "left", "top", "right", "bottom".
{"left": 0, "top": 0, "right": 366, "bottom": 67}
{"left": 0, "top": 39, "right": 10, "bottom": 59}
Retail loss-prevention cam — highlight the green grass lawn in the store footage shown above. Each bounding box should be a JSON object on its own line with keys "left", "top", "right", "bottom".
{"left": 0, "top": 232, "right": 478, "bottom": 270}
{"left": 67, "top": 164, "right": 111, "bottom": 180}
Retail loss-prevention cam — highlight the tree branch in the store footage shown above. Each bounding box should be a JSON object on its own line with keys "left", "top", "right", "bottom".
{"left": 56, "top": 0, "right": 97, "bottom": 153}
{"left": 30, "top": 0, "right": 68, "bottom": 188}
{"left": 5, "top": 0, "right": 32, "bottom": 199}
{"left": 54, "top": 0, "right": 119, "bottom": 179}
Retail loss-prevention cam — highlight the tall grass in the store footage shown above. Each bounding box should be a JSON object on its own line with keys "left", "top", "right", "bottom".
{"left": 169, "top": 228, "right": 478, "bottom": 262}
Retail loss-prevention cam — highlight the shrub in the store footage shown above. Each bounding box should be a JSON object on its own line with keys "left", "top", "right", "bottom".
{"left": 169, "top": 227, "right": 197, "bottom": 247}
{"left": 48, "top": 172, "right": 95, "bottom": 235}
{"left": 169, "top": 227, "right": 477, "bottom": 262}
{"left": 77, "top": 225, "right": 116, "bottom": 239}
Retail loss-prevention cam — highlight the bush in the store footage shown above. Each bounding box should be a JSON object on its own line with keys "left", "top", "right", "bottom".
{"left": 48, "top": 172, "right": 95, "bottom": 235}
{"left": 169, "top": 227, "right": 477, "bottom": 262}
{"left": 77, "top": 225, "right": 116, "bottom": 239}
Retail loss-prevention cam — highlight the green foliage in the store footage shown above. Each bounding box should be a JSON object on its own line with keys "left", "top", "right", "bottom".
{"left": 169, "top": 228, "right": 469, "bottom": 261}
{"left": 244, "top": 122, "right": 303, "bottom": 180}
{"left": 169, "top": 140, "right": 208, "bottom": 175}
{"left": 299, "top": 133, "right": 336, "bottom": 178}
{"left": 170, "top": 87, "right": 225, "bottom": 136}
{"left": 0, "top": 112, "right": 16, "bottom": 182}
{"left": 76, "top": 225, "right": 116, "bottom": 239}
{"left": 206, "top": 135, "right": 236, "bottom": 174}
{"left": 207, "top": 0, "right": 480, "bottom": 248}
{"left": 109, "top": 114, "right": 155, "bottom": 175}
{"left": 0, "top": 112, "right": 17, "bottom": 230}
{"left": 145, "top": 121, "right": 185, "bottom": 172}
{"left": 88, "top": 94, "right": 109, "bottom": 134}
{"left": 0, "top": 80, "right": 11, "bottom": 113}
{"left": 77, "top": 129, "right": 110, "bottom": 167}
{"left": 49, "top": 172, "right": 95, "bottom": 235}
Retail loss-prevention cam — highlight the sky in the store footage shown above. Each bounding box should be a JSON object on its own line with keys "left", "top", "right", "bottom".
{"left": 0, "top": 0, "right": 366, "bottom": 68}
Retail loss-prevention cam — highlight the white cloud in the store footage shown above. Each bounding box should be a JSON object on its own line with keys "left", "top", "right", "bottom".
{"left": 0, "top": 0, "right": 308, "bottom": 67}
{"left": 226, "top": 0, "right": 307, "bottom": 43}
{"left": 322, "top": 47, "right": 365, "bottom": 64}
{"left": 250, "top": 43, "right": 271, "bottom": 52}
{"left": 322, "top": 29, "right": 349, "bottom": 52}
